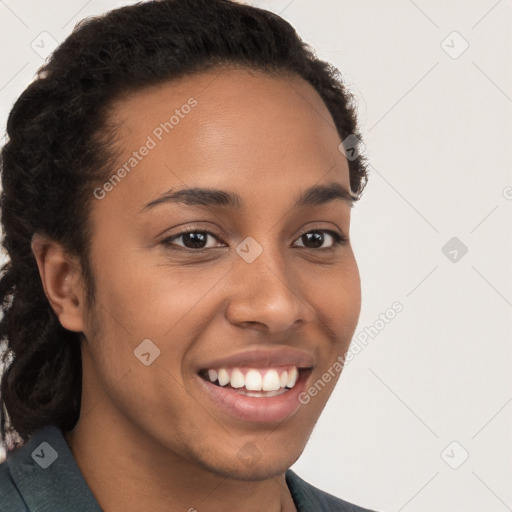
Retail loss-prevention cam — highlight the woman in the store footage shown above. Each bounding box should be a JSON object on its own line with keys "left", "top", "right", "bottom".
{"left": 0, "top": 1, "right": 377, "bottom": 510}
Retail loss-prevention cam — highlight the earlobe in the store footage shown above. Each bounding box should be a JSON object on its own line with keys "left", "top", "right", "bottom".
{"left": 31, "top": 233, "right": 86, "bottom": 333}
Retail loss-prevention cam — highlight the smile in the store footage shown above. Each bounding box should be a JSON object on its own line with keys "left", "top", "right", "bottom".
{"left": 200, "top": 366, "right": 299, "bottom": 397}
{"left": 197, "top": 365, "right": 313, "bottom": 423}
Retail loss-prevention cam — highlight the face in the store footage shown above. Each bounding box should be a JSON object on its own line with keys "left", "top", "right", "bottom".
{"left": 79, "top": 67, "right": 361, "bottom": 480}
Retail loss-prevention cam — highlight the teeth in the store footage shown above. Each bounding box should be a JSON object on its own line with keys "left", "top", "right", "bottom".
{"left": 205, "top": 366, "right": 301, "bottom": 392}
{"left": 286, "top": 367, "right": 298, "bottom": 388}
{"left": 218, "top": 368, "right": 230, "bottom": 386}
{"left": 230, "top": 368, "right": 244, "bottom": 388}
{"left": 245, "top": 369, "right": 262, "bottom": 391}
{"left": 237, "top": 388, "right": 289, "bottom": 398}
{"left": 262, "top": 369, "right": 281, "bottom": 391}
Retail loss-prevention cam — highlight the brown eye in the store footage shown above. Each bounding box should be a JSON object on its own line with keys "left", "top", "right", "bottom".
{"left": 160, "top": 228, "right": 347, "bottom": 252}
{"left": 293, "top": 230, "right": 347, "bottom": 249}
{"left": 161, "top": 230, "right": 225, "bottom": 251}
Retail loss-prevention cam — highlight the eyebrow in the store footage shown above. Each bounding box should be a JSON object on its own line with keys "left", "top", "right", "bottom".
{"left": 140, "top": 181, "right": 355, "bottom": 213}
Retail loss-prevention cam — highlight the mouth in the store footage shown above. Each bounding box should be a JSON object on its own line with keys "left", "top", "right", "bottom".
{"left": 197, "top": 365, "right": 313, "bottom": 423}
{"left": 199, "top": 365, "right": 305, "bottom": 396}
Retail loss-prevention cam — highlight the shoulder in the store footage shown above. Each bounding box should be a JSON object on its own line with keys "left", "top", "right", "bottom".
{"left": 285, "top": 469, "right": 381, "bottom": 512}
{"left": 0, "top": 450, "right": 29, "bottom": 511}
{"left": 0, "top": 425, "right": 102, "bottom": 512}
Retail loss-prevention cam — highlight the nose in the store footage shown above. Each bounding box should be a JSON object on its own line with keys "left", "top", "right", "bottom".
{"left": 224, "top": 243, "right": 314, "bottom": 334}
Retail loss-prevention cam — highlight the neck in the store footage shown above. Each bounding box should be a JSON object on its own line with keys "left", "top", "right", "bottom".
{"left": 64, "top": 407, "right": 297, "bottom": 512}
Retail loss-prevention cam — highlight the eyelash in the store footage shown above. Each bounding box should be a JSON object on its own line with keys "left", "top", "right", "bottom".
{"left": 160, "top": 227, "right": 348, "bottom": 252}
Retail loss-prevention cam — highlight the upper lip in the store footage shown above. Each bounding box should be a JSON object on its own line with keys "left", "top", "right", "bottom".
{"left": 197, "top": 346, "right": 315, "bottom": 371}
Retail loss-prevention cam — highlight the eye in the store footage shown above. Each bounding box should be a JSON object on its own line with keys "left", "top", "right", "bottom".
{"left": 160, "top": 228, "right": 347, "bottom": 252}
{"left": 161, "top": 229, "right": 226, "bottom": 251}
{"left": 293, "top": 229, "right": 347, "bottom": 249}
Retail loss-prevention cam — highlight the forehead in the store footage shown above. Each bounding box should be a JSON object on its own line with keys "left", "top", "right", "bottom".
{"left": 100, "top": 67, "right": 350, "bottom": 214}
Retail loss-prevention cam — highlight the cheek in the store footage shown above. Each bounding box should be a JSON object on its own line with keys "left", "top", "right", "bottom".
{"left": 80, "top": 252, "right": 210, "bottom": 433}
{"left": 84, "top": 246, "right": 230, "bottom": 396}
{"left": 307, "top": 256, "right": 361, "bottom": 339}
{"left": 337, "top": 260, "right": 361, "bottom": 336}
{"left": 90, "top": 243, "right": 224, "bottom": 339}
{"left": 296, "top": 259, "right": 360, "bottom": 412}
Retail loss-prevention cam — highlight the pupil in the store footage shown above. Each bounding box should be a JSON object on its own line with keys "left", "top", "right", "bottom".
{"left": 303, "top": 232, "right": 323, "bottom": 248}
{"left": 183, "top": 232, "right": 206, "bottom": 249}
{"left": 181, "top": 232, "right": 326, "bottom": 249}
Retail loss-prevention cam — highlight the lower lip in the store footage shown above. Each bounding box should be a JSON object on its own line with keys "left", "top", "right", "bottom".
{"left": 197, "top": 369, "right": 312, "bottom": 424}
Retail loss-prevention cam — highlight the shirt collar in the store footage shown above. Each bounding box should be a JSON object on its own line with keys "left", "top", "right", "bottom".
{"left": 6, "top": 424, "right": 317, "bottom": 512}
{"left": 6, "top": 424, "right": 102, "bottom": 512}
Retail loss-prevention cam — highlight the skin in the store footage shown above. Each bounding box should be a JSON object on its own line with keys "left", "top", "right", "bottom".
{"left": 31, "top": 67, "right": 361, "bottom": 512}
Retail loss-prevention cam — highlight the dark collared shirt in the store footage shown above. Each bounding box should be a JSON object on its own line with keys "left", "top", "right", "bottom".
{"left": 0, "top": 425, "right": 378, "bottom": 511}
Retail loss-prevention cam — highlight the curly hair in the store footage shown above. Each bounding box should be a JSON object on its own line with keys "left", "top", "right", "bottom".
{"left": 0, "top": 0, "right": 368, "bottom": 450}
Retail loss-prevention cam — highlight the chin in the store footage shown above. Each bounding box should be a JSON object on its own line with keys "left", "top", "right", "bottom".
{"left": 198, "top": 442, "right": 306, "bottom": 482}
{"left": 209, "top": 461, "right": 291, "bottom": 482}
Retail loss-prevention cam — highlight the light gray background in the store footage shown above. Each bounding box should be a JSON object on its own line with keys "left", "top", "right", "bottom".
{"left": 1, "top": 1, "right": 511, "bottom": 511}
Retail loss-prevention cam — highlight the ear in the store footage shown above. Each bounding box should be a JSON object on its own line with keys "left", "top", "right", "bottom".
{"left": 31, "top": 233, "right": 86, "bottom": 333}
